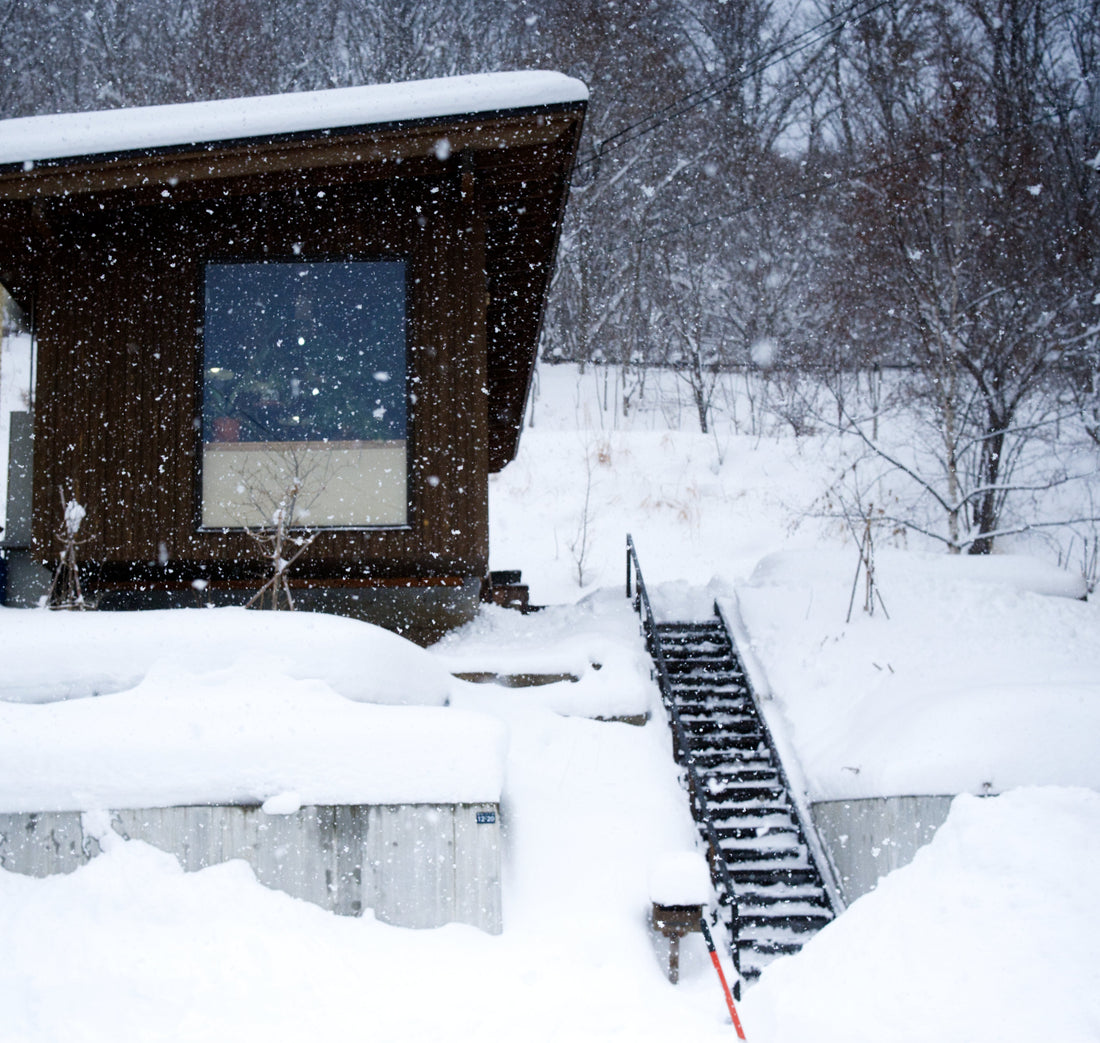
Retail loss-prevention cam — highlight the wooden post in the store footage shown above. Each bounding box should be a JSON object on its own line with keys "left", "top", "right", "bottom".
{"left": 651, "top": 902, "right": 704, "bottom": 984}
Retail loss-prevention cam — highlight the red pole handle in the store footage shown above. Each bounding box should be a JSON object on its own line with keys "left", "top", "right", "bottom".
{"left": 700, "top": 917, "right": 747, "bottom": 1040}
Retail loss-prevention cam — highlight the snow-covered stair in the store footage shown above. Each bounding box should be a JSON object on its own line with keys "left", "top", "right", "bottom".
{"left": 653, "top": 619, "right": 835, "bottom": 983}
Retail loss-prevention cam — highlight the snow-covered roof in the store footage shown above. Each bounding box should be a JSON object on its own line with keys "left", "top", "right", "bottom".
{"left": 0, "top": 71, "right": 588, "bottom": 166}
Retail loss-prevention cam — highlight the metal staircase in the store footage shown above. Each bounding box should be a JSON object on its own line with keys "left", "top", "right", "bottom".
{"left": 627, "top": 537, "right": 837, "bottom": 984}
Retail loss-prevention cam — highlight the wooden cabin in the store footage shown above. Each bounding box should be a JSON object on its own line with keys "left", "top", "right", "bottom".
{"left": 0, "top": 72, "right": 586, "bottom": 640}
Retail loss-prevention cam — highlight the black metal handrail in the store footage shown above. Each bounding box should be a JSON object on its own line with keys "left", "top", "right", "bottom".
{"left": 716, "top": 599, "right": 841, "bottom": 918}
{"left": 626, "top": 534, "right": 742, "bottom": 990}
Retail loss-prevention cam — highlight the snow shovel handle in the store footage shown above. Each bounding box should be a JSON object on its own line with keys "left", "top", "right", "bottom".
{"left": 700, "top": 916, "right": 747, "bottom": 1040}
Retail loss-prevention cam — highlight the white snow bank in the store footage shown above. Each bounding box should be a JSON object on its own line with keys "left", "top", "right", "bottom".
{"left": 733, "top": 549, "right": 1100, "bottom": 800}
{"left": 0, "top": 661, "right": 503, "bottom": 810}
{"left": 749, "top": 547, "right": 1088, "bottom": 599}
{"left": 0, "top": 71, "right": 588, "bottom": 165}
{"left": 0, "top": 606, "right": 452, "bottom": 705}
{"left": 742, "top": 787, "right": 1100, "bottom": 1043}
{"left": 432, "top": 593, "right": 656, "bottom": 719}
{"left": 0, "top": 644, "right": 736, "bottom": 1042}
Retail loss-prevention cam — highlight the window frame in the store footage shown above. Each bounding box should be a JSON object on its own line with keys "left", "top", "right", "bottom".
{"left": 195, "top": 254, "right": 413, "bottom": 533}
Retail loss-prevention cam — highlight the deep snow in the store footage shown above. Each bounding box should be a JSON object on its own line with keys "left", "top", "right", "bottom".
{"left": 741, "top": 787, "right": 1100, "bottom": 1043}
{"left": 0, "top": 361, "right": 1097, "bottom": 1041}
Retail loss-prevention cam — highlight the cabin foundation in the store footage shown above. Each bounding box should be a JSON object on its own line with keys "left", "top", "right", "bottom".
{"left": 0, "top": 802, "right": 503, "bottom": 933}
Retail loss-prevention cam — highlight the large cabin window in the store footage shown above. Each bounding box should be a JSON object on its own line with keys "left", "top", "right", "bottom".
{"left": 200, "top": 260, "right": 408, "bottom": 529}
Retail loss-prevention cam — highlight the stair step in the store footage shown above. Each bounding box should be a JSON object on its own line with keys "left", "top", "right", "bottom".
{"left": 737, "top": 888, "right": 831, "bottom": 909}
{"left": 677, "top": 704, "right": 756, "bottom": 721}
{"left": 681, "top": 718, "right": 760, "bottom": 735}
{"left": 655, "top": 632, "right": 726, "bottom": 646}
{"left": 675, "top": 694, "right": 749, "bottom": 709}
{"left": 739, "top": 922, "right": 822, "bottom": 945}
{"left": 709, "top": 825, "right": 799, "bottom": 847}
{"left": 704, "top": 799, "right": 792, "bottom": 816}
{"left": 707, "top": 786, "right": 786, "bottom": 804}
{"left": 713, "top": 822, "right": 800, "bottom": 842}
{"left": 659, "top": 648, "right": 735, "bottom": 661}
{"left": 667, "top": 670, "right": 744, "bottom": 684}
{"left": 705, "top": 768, "right": 781, "bottom": 784}
{"left": 661, "top": 642, "right": 730, "bottom": 655}
{"left": 683, "top": 718, "right": 761, "bottom": 736}
{"left": 731, "top": 876, "right": 828, "bottom": 896}
{"left": 677, "top": 704, "right": 750, "bottom": 720}
{"left": 708, "top": 786, "right": 786, "bottom": 804}
{"left": 670, "top": 684, "right": 749, "bottom": 698}
{"left": 699, "top": 761, "right": 778, "bottom": 787}
{"left": 699, "top": 751, "right": 776, "bottom": 767}
{"left": 720, "top": 849, "right": 808, "bottom": 868}
{"left": 707, "top": 789, "right": 788, "bottom": 806}
{"left": 739, "top": 912, "right": 833, "bottom": 932}
{"left": 664, "top": 655, "right": 734, "bottom": 669}
{"left": 672, "top": 675, "right": 745, "bottom": 688}
{"left": 718, "top": 848, "right": 808, "bottom": 867}
{"left": 689, "top": 742, "right": 768, "bottom": 762}
{"left": 729, "top": 867, "right": 824, "bottom": 887}
{"left": 710, "top": 806, "right": 795, "bottom": 824}
{"left": 661, "top": 647, "right": 729, "bottom": 661}
{"left": 738, "top": 937, "right": 805, "bottom": 957}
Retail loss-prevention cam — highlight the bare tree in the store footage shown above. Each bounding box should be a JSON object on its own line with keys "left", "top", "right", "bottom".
{"left": 242, "top": 474, "right": 317, "bottom": 611}
{"left": 46, "top": 488, "right": 92, "bottom": 610}
{"left": 821, "top": 0, "right": 1100, "bottom": 552}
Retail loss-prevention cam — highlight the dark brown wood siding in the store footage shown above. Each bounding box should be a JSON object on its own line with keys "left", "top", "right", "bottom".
{"left": 31, "top": 174, "right": 490, "bottom": 580}
{"left": 2, "top": 101, "right": 585, "bottom": 593}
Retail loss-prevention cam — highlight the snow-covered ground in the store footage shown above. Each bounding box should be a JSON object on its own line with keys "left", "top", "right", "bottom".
{"left": 741, "top": 786, "right": 1100, "bottom": 1043}
{"left": 732, "top": 548, "right": 1100, "bottom": 801}
{"left": 1, "top": 361, "right": 1098, "bottom": 1041}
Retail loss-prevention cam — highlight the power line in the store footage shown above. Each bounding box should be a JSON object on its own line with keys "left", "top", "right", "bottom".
{"left": 575, "top": 0, "right": 893, "bottom": 172}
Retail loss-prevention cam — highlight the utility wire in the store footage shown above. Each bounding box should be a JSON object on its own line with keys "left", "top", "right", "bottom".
{"left": 575, "top": 0, "right": 894, "bottom": 171}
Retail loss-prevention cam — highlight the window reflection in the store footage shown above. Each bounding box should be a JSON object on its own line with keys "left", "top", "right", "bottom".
{"left": 201, "top": 261, "right": 408, "bottom": 529}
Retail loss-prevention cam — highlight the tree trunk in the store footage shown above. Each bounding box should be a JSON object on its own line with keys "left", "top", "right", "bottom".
{"left": 968, "top": 425, "right": 1005, "bottom": 555}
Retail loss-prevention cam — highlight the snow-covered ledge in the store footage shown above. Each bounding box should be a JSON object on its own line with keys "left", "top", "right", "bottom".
{"left": 0, "top": 609, "right": 507, "bottom": 933}
{"left": 716, "top": 595, "right": 847, "bottom": 914}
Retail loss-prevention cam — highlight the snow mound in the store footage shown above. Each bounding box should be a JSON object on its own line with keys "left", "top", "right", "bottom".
{"left": 433, "top": 594, "right": 656, "bottom": 719}
{"left": 0, "top": 662, "right": 504, "bottom": 810}
{"left": 742, "top": 787, "right": 1100, "bottom": 1043}
{"left": 748, "top": 547, "right": 1087, "bottom": 599}
{"left": 0, "top": 607, "right": 452, "bottom": 706}
{"left": 733, "top": 549, "right": 1100, "bottom": 800}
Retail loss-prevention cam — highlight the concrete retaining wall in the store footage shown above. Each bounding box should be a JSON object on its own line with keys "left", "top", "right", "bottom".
{"left": 810, "top": 795, "right": 954, "bottom": 906}
{"left": 0, "top": 801, "right": 502, "bottom": 933}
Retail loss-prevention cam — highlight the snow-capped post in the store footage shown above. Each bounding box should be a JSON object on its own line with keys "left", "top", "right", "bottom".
{"left": 649, "top": 851, "right": 712, "bottom": 984}
{"left": 45, "top": 486, "right": 91, "bottom": 610}
{"left": 700, "top": 916, "right": 747, "bottom": 1039}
